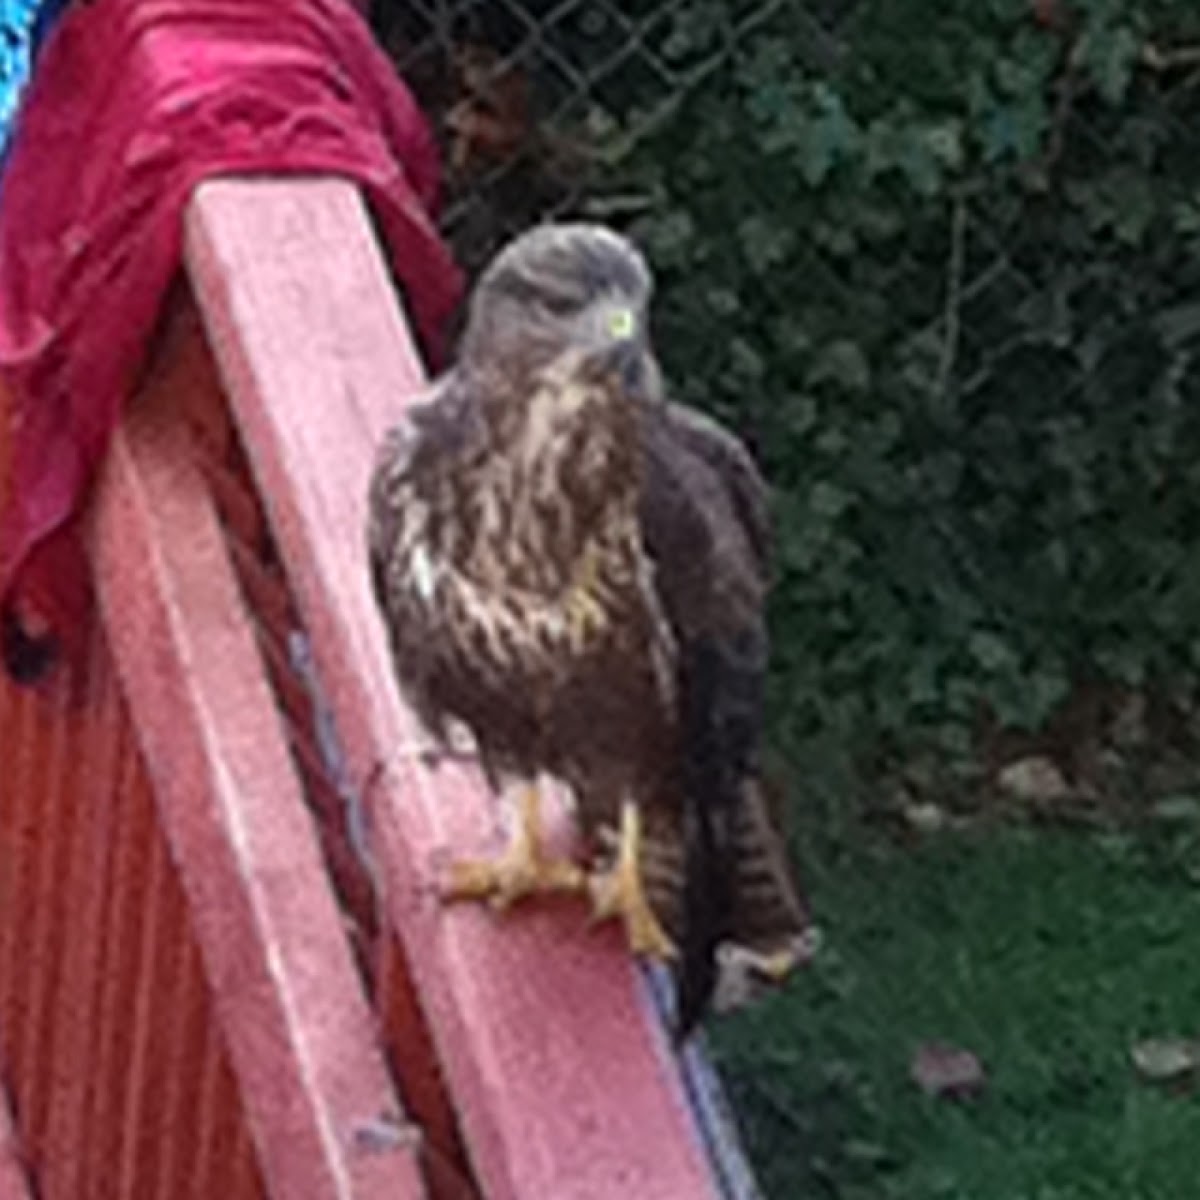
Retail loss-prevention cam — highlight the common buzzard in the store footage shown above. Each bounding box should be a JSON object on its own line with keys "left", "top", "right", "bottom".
{"left": 368, "top": 223, "right": 813, "bottom": 1035}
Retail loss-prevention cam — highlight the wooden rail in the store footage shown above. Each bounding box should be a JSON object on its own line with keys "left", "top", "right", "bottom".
{"left": 0, "top": 290, "right": 430, "bottom": 1197}
{"left": 185, "top": 176, "right": 725, "bottom": 1200}
{"left": 91, "top": 292, "right": 428, "bottom": 1199}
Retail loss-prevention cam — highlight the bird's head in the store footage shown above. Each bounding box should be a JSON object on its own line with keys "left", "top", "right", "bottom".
{"left": 459, "top": 222, "right": 662, "bottom": 406}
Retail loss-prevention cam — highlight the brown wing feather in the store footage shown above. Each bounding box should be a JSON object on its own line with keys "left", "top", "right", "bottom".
{"left": 367, "top": 378, "right": 493, "bottom": 754}
{"left": 660, "top": 401, "right": 772, "bottom": 576}
{"left": 638, "top": 401, "right": 806, "bottom": 1033}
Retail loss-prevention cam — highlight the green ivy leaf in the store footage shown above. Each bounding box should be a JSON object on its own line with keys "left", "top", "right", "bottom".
{"left": 642, "top": 209, "right": 696, "bottom": 266}
{"left": 782, "top": 394, "right": 820, "bottom": 437}
{"left": 968, "top": 629, "right": 1018, "bottom": 673}
{"left": 793, "top": 88, "right": 860, "bottom": 185}
{"left": 1154, "top": 302, "right": 1200, "bottom": 349}
{"left": 738, "top": 214, "right": 796, "bottom": 275}
{"left": 808, "top": 340, "right": 872, "bottom": 394}
{"left": 979, "top": 93, "right": 1047, "bottom": 162}
{"left": 810, "top": 480, "right": 854, "bottom": 520}
{"left": 1082, "top": 23, "right": 1140, "bottom": 106}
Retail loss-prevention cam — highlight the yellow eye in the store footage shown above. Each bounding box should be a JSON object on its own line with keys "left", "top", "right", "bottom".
{"left": 608, "top": 307, "right": 636, "bottom": 340}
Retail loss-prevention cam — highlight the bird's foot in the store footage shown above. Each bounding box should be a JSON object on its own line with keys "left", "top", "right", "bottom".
{"left": 442, "top": 785, "right": 585, "bottom": 911}
{"left": 444, "top": 848, "right": 585, "bottom": 911}
{"left": 754, "top": 947, "right": 802, "bottom": 982}
{"left": 588, "top": 801, "right": 676, "bottom": 960}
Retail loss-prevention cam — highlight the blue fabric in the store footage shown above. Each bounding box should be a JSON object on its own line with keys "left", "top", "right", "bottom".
{"left": 1, "top": 0, "right": 66, "bottom": 156}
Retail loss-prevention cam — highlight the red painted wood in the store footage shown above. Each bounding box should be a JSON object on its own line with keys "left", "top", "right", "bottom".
{"left": 36, "top": 634, "right": 122, "bottom": 1200}
{"left": 374, "top": 934, "right": 479, "bottom": 1200}
{"left": 0, "top": 612, "right": 268, "bottom": 1200}
{"left": 0, "top": 1086, "right": 33, "bottom": 1200}
{"left": 172, "top": 325, "right": 472, "bottom": 1195}
{"left": 18, "top": 662, "right": 79, "bottom": 1154}
{"left": 88, "top": 304, "right": 428, "bottom": 1200}
{"left": 185, "top": 176, "right": 722, "bottom": 1200}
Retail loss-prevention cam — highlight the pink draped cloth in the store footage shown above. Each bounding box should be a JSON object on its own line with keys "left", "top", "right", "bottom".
{"left": 0, "top": 0, "right": 463, "bottom": 679}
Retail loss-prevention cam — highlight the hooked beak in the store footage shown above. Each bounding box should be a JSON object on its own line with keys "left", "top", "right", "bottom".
{"left": 581, "top": 305, "right": 650, "bottom": 397}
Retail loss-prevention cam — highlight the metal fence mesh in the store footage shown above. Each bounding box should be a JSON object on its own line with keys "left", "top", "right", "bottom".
{"left": 373, "top": 0, "right": 817, "bottom": 273}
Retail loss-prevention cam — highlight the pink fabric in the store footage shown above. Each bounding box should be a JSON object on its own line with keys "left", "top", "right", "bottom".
{"left": 0, "top": 0, "right": 463, "bottom": 675}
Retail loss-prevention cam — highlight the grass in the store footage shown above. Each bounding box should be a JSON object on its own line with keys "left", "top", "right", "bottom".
{"left": 711, "top": 824, "right": 1200, "bottom": 1199}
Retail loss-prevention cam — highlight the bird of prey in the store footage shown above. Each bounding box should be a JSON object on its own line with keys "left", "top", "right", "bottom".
{"left": 368, "top": 222, "right": 813, "bottom": 1035}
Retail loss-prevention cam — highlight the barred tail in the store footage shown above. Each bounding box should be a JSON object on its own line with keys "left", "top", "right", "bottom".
{"left": 673, "top": 634, "right": 749, "bottom": 1039}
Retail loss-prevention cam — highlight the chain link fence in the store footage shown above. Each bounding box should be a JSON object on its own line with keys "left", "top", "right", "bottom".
{"left": 371, "top": 0, "right": 833, "bottom": 273}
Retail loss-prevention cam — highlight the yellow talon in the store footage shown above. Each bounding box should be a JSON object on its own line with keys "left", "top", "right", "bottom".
{"left": 588, "top": 801, "right": 676, "bottom": 960}
{"left": 442, "top": 784, "right": 585, "bottom": 910}
{"left": 755, "top": 947, "right": 801, "bottom": 983}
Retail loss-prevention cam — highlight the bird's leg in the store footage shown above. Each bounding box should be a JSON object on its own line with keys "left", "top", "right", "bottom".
{"left": 588, "top": 800, "right": 676, "bottom": 960}
{"left": 442, "top": 783, "right": 585, "bottom": 910}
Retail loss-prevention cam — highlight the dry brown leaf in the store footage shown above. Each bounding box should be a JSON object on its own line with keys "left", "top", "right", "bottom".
{"left": 903, "top": 802, "right": 948, "bottom": 834}
{"left": 997, "top": 755, "right": 1070, "bottom": 806}
{"left": 910, "top": 1041, "right": 986, "bottom": 1100}
{"left": 445, "top": 44, "right": 532, "bottom": 174}
{"left": 1131, "top": 1037, "right": 1200, "bottom": 1086}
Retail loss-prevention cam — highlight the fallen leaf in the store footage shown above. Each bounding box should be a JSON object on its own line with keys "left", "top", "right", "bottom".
{"left": 1031, "top": 0, "right": 1067, "bottom": 31}
{"left": 997, "top": 755, "right": 1070, "bottom": 805}
{"left": 1131, "top": 1037, "right": 1200, "bottom": 1085}
{"left": 903, "top": 802, "right": 948, "bottom": 834}
{"left": 910, "top": 1041, "right": 986, "bottom": 1100}
{"left": 1151, "top": 795, "right": 1200, "bottom": 825}
{"left": 445, "top": 44, "right": 532, "bottom": 174}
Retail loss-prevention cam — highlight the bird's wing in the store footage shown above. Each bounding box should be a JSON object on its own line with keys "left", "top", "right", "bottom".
{"left": 366, "top": 408, "right": 425, "bottom": 701}
{"left": 366, "top": 377, "right": 480, "bottom": 581}
{"left": 366, "top": 378, "right": 487, "bottom": 740}
{"left": 660, "top": 401, "right": 772, "bottom": 577}
{"left": 367, "top": 415, "right": 420, "bottom": 570}
{"left": 639, "top": 406, "right": 772, "bottom": 1035}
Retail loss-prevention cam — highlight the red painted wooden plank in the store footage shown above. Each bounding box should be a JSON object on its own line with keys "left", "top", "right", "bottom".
{"left": 113, "top": 792, "right": 172, "bottom": 1194}
{"left": 373, "top": 934, "right": 478, "bottom": 1200}
{"left": 3, "top": 676, "right": 82, "bottom": 1181}
{"left": 0, "top": 1086, "right": 33, "bottom": 1200}
{"left": 36, "top": 636, "right": 123, "bottom": 1200}
{"left": 2, "top": 406, "right": 268, "bottom": 1198}
{"left": 88, "top": 312, "right": 427, "bottom": 1200}
{"left": 185, "top": 176, "right": 722, "bottom": 1200}
{"left": 18, "top": 677, "right": 81, "bottom": 1154}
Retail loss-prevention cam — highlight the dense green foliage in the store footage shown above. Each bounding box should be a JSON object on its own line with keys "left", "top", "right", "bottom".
{"left": 602, "top": 0, "right": 1200, "bottom": 791}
